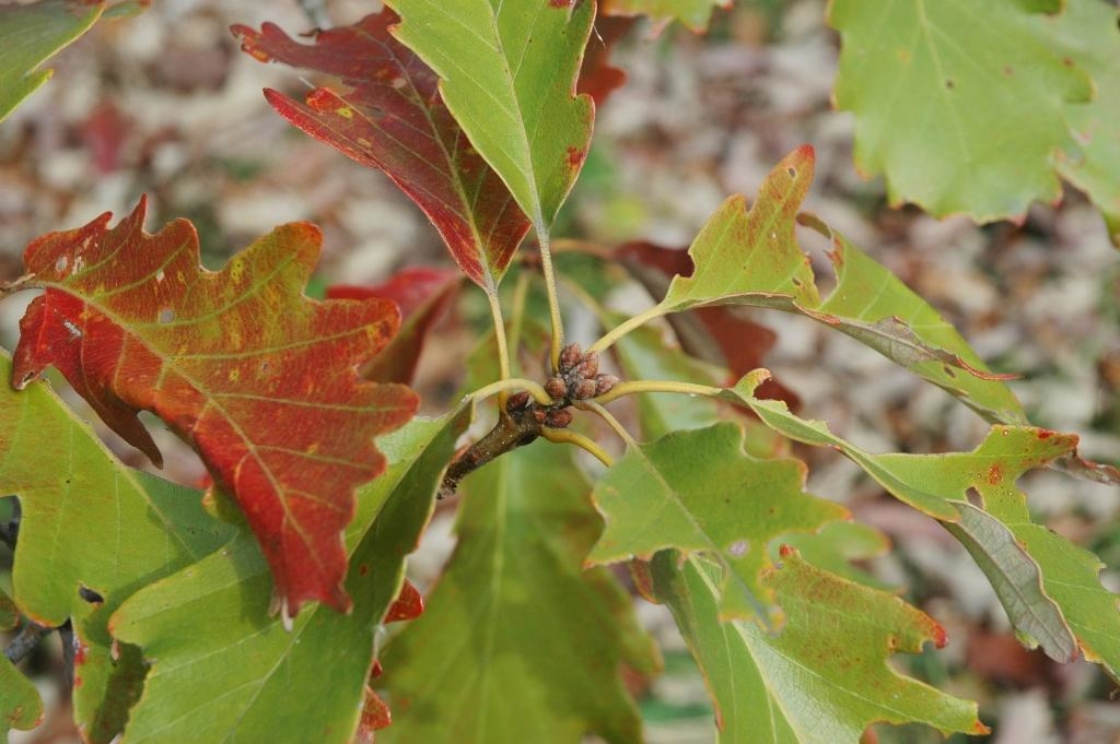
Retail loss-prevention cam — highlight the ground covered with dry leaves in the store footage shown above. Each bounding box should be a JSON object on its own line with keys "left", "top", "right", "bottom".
{"left": 0, "top": 1, "right": 1117, "bottom": 742}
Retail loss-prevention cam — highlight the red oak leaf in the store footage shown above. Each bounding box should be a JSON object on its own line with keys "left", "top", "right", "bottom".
{"left": 232, "top": 10, "right": 531, "bottom": 293}
{"left": 328, "top": 266, "right": 461, "bottom": 385}
{"left": 11, "top": 197, "right": 418, "bottom": 620}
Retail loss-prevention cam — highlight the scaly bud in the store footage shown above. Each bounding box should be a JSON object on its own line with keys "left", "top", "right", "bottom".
{"left": 545, "top": 409, "right": 573, "bottom": 428}
{"left": 544, "top": 375, "right": 568, "bottom": 400}
{"left": 558, "top": 343, "right": 582, "bottom": 373}
{"left": 505, "top": 390, "right": 532, "bottom": 413}
{"left": 594, "top": 374, "right": 619, "bottom": 396}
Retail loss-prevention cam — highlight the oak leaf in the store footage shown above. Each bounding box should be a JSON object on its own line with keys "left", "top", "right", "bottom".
{"left": 233, "top": 11, "right": 531, "bottom": 292}
{"left": 11, "top": 198, "right": 418, "bottom": 619}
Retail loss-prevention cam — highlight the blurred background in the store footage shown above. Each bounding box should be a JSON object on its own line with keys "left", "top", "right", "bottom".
{"left": 0, "top": 1, "right": 1117, "bottom": 742}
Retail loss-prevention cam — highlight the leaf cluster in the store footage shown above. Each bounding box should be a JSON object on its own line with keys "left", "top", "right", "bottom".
{"left": 0, "top": 1, "right": 1117, "bottom": 743}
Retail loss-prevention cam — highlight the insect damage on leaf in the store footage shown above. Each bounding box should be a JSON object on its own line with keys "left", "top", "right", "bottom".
{"left": 11, "top": 197, "right": 419, "bottom": 621}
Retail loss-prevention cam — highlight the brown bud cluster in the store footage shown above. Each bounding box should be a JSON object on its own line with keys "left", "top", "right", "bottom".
{"left": 554, "top": 343, "right": 618, "bottom": 401}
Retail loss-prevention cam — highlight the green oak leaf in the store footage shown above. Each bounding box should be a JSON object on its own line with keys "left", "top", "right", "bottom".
{"left": 378, "top": 440, "right": 659, "bottom": 744}
{"left": 652, "top": 551, "right": 988, "bottom": 742}
{"left": 588, "top": 422, "right": 848, "bottom": 623}
{"left": 384, "top": 0, "right": 594, "bottom": 233}
{"left": 722, "top": 373, "right": 1120, "bottom": 671}
{"left": 652, "top": 148, "right": 1024, "bottom": 424}
{"left": 0, "top": 0, "right": 105, "bottom": 123}
{"left": 831, "top": 0, "right": 1120, "bottom": 243}
{"left": 0, "top": 352, "right": 235, "bottom": 743}
{"left": 111, "top": 410, "right": 469, "bottom": 744}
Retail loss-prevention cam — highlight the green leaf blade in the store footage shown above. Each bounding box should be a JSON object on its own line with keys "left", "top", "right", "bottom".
{"left": 0, "top": 0, "right": 105, "bottom": 123}
{"left": 653, "top": 552, "right": 987, "bottom": 743}
{"left": 379, "top": 441, "right": 658, "bottom": 744}
{"left": 589, "top": 422, "right": 848, "bottom": 622}
{"left": 384, "top": 0, "right": 595, "bottom": 230}
{"left": 829, "top": 0, "right": 1116, "bottom": 231}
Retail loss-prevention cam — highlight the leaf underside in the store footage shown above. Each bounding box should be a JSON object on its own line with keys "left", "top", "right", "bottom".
{"left": 12, "top": 198, "right": 418, "bottom": 618}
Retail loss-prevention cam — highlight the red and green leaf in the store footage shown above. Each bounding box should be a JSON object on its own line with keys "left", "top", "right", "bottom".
{"left": 11, "top": 199, "right": 418, "bottom": 619}
{"left": 233, "top": 11, "right": 532, "bottom": 291}
{"left": 112, "top": 410, "right": 467, "bottom": 744}
{"left": 648, "top": 147, "right": 1024, "bottom": 424}
{"left": 652, "top": 551, "right": 988, "bottom": 741}
{"left": 384, "top": 0, "right": 595, "bottom": 233}
{"left": 0, "top": 351, "right": 236, "bottom": 742}
{"left": 588, "top": 422, "right": 848, "bottom": 622}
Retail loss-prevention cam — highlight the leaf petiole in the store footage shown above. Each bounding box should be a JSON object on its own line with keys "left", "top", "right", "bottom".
{"left": 579, "top": 399, "right": 637, "bottom": 450}
{"left": 485, "top": 288, "right": 513, "bottom": 391}
{"left": 470, "top": 377, "right": 554, "bottom": 407}
{"left": 588, "top": 303, "right": 671, "bottom": 354}
{"left": 537, "top": 230, "right": 566, "bottom": 370}
{"left": 540, "top": 426, "right": 613, "bottom": 468}
{"left": 593, "top": 379, "right": 723, "bottom": 406}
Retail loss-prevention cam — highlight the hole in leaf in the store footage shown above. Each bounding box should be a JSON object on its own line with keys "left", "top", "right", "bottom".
{"left": 728, "top": 539, "right": 749, "bottom": 557}
{"left": 786, "top": 166, "right": 796, "bottom": 178}
{"left": 965, "top": 487, "right": 984, "bottom": 509}
{"left": 55, "top": 256, "right": 68, "bottom": 274}
{"left": 158, "top": 308, "right": 175, "bottom": 324}
{"left": 78, "top": 585, "right": 104, "bottom": 605}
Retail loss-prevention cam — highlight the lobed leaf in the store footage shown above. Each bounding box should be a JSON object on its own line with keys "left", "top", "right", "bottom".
{"left": 659, "top": 147, "right": 1025, "bottom": 423}
{"left": 0, "top": 351, "right": 235, "bottom": 742}
{"left": 722, "top": 373, "right": 1120, "bottom": 671}
{"left": 652, "top": 551, "right": 988, "bottom": 742}
{"left": 588, "top": 422, "right": 848, "bottom": 623}
{"left": 11, "top": 199, "right": 418, "bottom": 618}
{"left": 233, "top": 11, "right": 532, "bottom": 291}
{"left": 0, "top": 0, "right": 104, "bottom": 123}
{"left": 831, "top": 0, "right": 1120, "bottom": 242}
{"left": 111, "top": 410, "right": 468, "bottom": 744}
{"left": 378, "top": 440, "right": 659, "bottom": 744}
{"left": 384, "top": 0, "right": 595, "bottom": 232}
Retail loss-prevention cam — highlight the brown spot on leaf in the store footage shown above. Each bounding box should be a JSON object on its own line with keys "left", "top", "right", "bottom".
{"left": 566, "top": 146, "right": 586, "bottom": 168}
